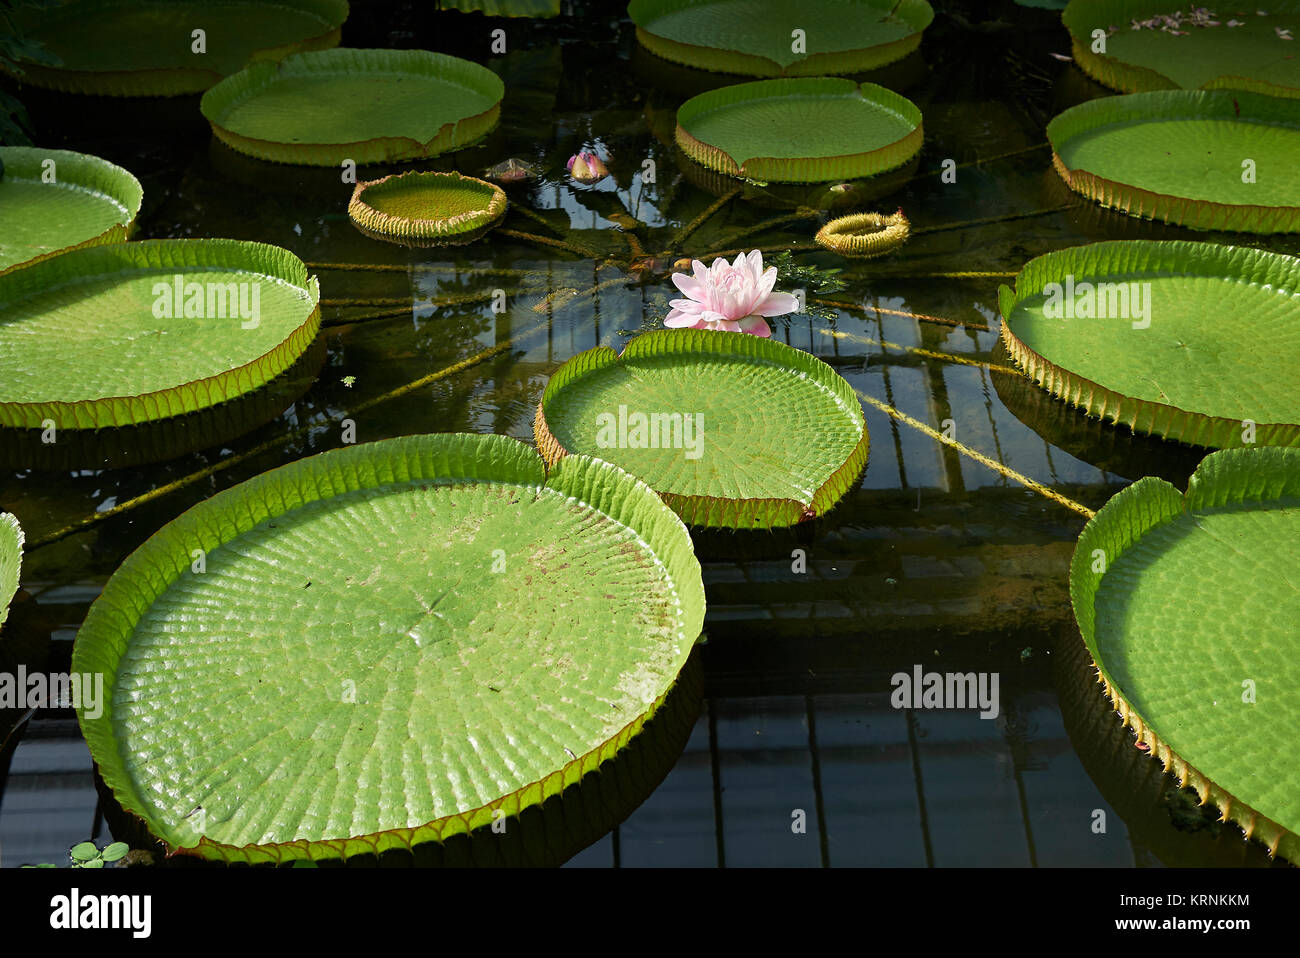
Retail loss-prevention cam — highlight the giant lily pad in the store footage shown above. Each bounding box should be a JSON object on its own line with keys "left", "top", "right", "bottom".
{"left": 0, "top": 513, "right": 21, "bottom": 633}
{"left": 348, "top": 170, "right": 507, "bottom": 245}
{"left": 998, "top": 240, "right": 1300, "bottom": 449}
{"left": 676, "top": 78, "right": 923, "bottom": 183}
{"left": 534, "top": 329, "right": 870, "bottom": 528}
{"left": 73, "top": 433, "right": 705, "bottom": 863}
{"left": 1048, "top": 90, "right": 1300, "bottom": 233}
{"left": 201, "top": 48, "right": 504, "bottom": 166}
{"left": 3, "top": 0, "right": 348, "bottom": 96}
{"left": 629, "top": 0, "right": 934, "bottom": 77}
{"left": 0, "top": 239, "right": 321, "bottom": 430}
{"left": 0, "top": 147, "right": 142, "bottom": 275}
{"left": 1064, "top": 0, "right": 1300, "bottom": 98}
{"left": 1071, "top": 446, "right": 1300, "bottom": 862}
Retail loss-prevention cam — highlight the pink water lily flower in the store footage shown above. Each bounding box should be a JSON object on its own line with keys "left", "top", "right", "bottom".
{"left": 664, "top": 250, "right": 799, "bottom": 338}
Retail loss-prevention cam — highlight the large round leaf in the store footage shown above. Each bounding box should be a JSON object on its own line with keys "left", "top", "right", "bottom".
{"left": 3, "top": 0, "right": 348, "bottom": 96}
{"left": 629, "top": 0, "right": 933, "bottom": 77}
{"left": 1048, "top": 90, "right": 1300, "bottom": 233}
{"left": 1064, "top": 0, "right": 1300, "bottom": 98}
{"left": 201, "top": 48, "right": 504, "bottom": 166}
{"left": 535, "top": 329, "right": 870, "bottom": 528}
{"left": 1071, "top": 447, "right": 1300, "bottom": 862}
{"left": 676, "top": 78, "right": 922, "bottom": 183}
{"left": 998, "top": 240, "right": 1300, "bottom": 449}
{"left": 0, "top": 240, "right": 321, "bottom": 430}
{"left": 0, "top": 513, "right": 21, "bottom": 633}
{"left": 0, "top": 147, "right": 142, "bottom": 275}
{"left": 73, "top": 433, "right": 705, "bottom": 863}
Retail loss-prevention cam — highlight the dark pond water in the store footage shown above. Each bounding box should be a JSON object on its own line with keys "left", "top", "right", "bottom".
{"left": 1, "top": 0, "right": 1295, "bottom": 868}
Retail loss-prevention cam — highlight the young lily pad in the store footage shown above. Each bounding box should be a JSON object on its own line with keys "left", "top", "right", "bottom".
{"left": 814, "top": 209, "right": 909, "bottom": 257}
{"left": 676, "top": 78, "right": 923, "bottom": 183}
{"left": 630, "top": 0, "right": 934, "bottom": 77}
{"left": 0, "top": 239, "right": 321, "bottom": 430}
{"left": 201, "top": 48, "right": 504, "bottom": 166}
{"left": 1071, "top": 446, "right": 1300, "bottom": 862}
{"left": 3, "top": 0, "right": 348, "bottom": 96}
{"left": 998, "top": 240, "right": 1300, "bottom": 449}
{"left": 1048, "top": 90, "right": 1300, "bottom": 233}
{"left": 0, "top": 513, "right": 22, "bottom": 633}
{"left": 73, "top": 433, "right": 705, "bottom": 863}
{"left": 1064, "top": 0, "right": 1300, "bottom": 98}
{"left": 0, "top": 147, "right": 143, "bottom": 275}
{"left": 348, "top": 171, "right": 507, "bottom": 245}
{"left": 534, "top": 329, "right": 870, "bottom": 528}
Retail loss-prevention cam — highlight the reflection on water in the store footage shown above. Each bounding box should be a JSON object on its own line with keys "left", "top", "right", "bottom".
{"left": 2, "top": 0, "right": 1296, "bottom": 867}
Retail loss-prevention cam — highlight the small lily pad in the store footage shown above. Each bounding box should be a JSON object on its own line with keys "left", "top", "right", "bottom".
{"left": 348, "top": 171, "right": 507, "bottom": 245}
{"left": 814, "top": 209, "right": 909, "bottom": 257}
{"left": 676, "top": 78, "right": 923, "bottom": 183}
{"left": 535, "top": 329, "right": 869, "bottom": 528}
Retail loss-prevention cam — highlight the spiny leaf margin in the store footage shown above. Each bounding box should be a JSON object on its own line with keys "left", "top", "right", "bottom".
{"left": 1070, "top": 446, "right": 1300, "bottom": 862}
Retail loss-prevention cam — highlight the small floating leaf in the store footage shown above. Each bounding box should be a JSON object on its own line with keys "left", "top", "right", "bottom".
{"left": 348, "top": 171, "right": 507, "bottom": 245}
{"left": 69, "top": 841, "right": 99, "bottom": 861}
{"left": 815, "top": 209, "right": 909, "bottom": 257}
{"left": 100, "top": 842, "right": 130, "bottom": 862}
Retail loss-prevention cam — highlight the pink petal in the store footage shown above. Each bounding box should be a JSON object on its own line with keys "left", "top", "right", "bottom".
{"left": 754, "top": 291, "right": 800, "bottom": 317}
{"left": 738, "top": 315, "right": 772, "bottom": 337}
{"left": 671, "top": 272, "right": 705, "bottom": 300}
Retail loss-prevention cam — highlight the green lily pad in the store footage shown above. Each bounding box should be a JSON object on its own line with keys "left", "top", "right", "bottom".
{"left": 1064, "top": 0, "right": 1300, "bottom": 98}
{"left": 348, "top": 171, "right": 507, "bottom": 245}
{"left": 676, "top": 78, "right": 922, "bottom": 183}
{"left": 1048, "top": 90, "right": 1300, "bottom": 233}
{"left": 3, "top": 0, "right": 348, "bottom": 96}
{"left": 0, "top": 239, "right": 321, "bottom": 430}
{"left": 535, "top": 329, "right": 870, "bottom": 528}
{"left": 1071, "top": 446, "right": 1300, "bottom": 862}
{"left": 0, "top": 147, "right": 143, "bottom": 275}
{"left": 69, "top": 841, "right": 99, "bottom": 861}
{"left": 0, "top": 513, "right": 22, "bottom": 633}
{"left": 630, "top": 0, "right": 933, "bottom": 76}
{"left": 998, "top": 240, "right": 1300, "bottom": 449}
{"left": 200, "top": 48, "right": 504, "bottom": 166}
{"left": 73, "top": 433, "right": 705, "bottom": 863}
